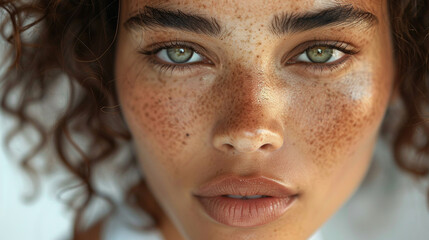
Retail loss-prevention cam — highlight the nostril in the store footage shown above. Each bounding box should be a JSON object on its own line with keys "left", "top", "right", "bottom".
{"left": 223, "top": 144, "right": 234, "bottom": 151}
{"left": 260, "top": 143, "right": 271, "bottom": 150}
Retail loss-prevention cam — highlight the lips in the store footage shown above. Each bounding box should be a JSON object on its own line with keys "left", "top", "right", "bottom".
{"left": 193, "top": 175, "right": 298, "bottom": 227}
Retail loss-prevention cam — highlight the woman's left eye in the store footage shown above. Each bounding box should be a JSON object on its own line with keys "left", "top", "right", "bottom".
{"left": 156, "top": 47, "right": 204, "bottom": 64}
{"left": 295, "top": 46, "right": 346, "bottom": 63}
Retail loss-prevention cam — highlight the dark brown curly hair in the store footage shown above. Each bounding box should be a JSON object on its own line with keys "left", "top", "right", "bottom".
{"left": 0, "top": 0, "right": 428, "bottom": 239}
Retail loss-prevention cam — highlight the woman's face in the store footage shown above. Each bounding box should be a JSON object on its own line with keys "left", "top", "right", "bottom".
{"left": 115, "top": 0, "right": 394, "bottom": 239}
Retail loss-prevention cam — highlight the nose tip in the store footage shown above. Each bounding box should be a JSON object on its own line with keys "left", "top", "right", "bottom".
{"left": 213, "top": 129, "right": 284, "bottom": 153}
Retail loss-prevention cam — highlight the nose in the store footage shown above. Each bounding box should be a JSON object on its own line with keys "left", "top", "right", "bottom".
{"left": 212, "top": 67, "right": 285, "bottom": 154}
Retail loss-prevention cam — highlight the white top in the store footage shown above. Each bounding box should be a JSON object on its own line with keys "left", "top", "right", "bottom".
{"left": 102, "top": 139, "right": 429, "bottom": 240}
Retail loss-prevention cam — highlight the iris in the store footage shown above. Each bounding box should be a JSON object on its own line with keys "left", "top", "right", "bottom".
{"left": 306, "top": 46, "right": 334, "bottom": 63}
{"left": 166, "top": 47, "right": 194, "bottom": 63}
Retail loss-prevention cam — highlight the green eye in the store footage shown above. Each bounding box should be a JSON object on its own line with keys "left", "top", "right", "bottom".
{"left": 166, "top": 47, "right": 194, "bottom": 63}
{"left": 156, "top": 46, "right": 204, "bottom": 64}
{"left": 306, "top": 46, "right": 334, "bottom": 63}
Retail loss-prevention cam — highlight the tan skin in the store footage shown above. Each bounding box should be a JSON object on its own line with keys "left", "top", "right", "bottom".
{"left": 114, "top": 0, "right": 394, "bottom": 239}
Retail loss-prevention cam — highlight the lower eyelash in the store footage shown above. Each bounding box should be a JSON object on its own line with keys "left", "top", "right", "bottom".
{"left": 145, "top": 56, "right": 194, "bottom": 74}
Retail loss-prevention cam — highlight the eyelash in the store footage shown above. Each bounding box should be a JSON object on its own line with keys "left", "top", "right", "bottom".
{"left": 285, "top": 40, "right": 359, "bottom": 72}
{"left": 139, "top": 40, "right": 358, "bottom": 74}
{"left": 139, "top": 41, "right": 210, "bottom": 74}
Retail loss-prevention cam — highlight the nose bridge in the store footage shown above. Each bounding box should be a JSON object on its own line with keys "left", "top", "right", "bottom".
{"left": 212, "top": 65, "right": 284, "bottom": 154}
{"left": 230, "top": 67, "right": 266, "bottom": 111}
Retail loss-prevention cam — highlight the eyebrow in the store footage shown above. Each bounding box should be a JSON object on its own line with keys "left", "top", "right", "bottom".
{"left": 124, "top": 6, "right": 222, "bottom": 37}
{"left": 271, "top": 5, "right": 378, "bottom": 34}
{"left": 124, "top": 5, "right": 377, "bottom": 37}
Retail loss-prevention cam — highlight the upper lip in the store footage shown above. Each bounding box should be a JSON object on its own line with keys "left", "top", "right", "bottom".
{"left": 193, "top": 174, "right": 297, "bottom": 198}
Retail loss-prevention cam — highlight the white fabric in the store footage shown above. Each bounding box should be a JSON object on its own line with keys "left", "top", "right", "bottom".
{"left": 308, "top": 230, "right": 325, "bottom": 240}
{"left": 103, "top": 205, "right": 163, "bottom": 240}
{"left": 103, "top": 138, "right": 428, "bottom": 240}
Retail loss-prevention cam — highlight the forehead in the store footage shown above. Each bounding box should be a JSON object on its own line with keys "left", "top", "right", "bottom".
{"left": 123, "top": 0, "right": 383, "bottom": 17}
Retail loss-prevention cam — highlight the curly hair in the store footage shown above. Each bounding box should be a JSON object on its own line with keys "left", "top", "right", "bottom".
{"left": 0, "top": 0, "right": 428, "bottom": 239}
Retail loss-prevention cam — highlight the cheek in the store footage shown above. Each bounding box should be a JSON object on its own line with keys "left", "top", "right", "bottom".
{"left": 115, "top": 65, "right": 219, "bottom": 169}
{"left": 292, "top": 71, "right": 390, "bottom": 170}
{"left": 119, "top": 82, "right": 189, "bottom": 157}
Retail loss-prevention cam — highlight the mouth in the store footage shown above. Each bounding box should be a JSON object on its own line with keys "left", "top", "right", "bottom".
{"left": 193, "top": 175, "right": 298, "bottom": 227}
{"left": 222, "top": 194, "right": 271, "bottom": 199}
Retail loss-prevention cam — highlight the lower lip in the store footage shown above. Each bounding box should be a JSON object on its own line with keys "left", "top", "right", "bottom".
{"left": 196, "top": 195, "right": 297, "bottom": 227}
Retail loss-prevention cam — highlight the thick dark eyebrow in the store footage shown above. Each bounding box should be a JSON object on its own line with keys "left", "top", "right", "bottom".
{"left": 124, "top": 6, "right": 222, "bottom": 37}
{"left": 270, "top": 5, "right": 378, "bottom": 35}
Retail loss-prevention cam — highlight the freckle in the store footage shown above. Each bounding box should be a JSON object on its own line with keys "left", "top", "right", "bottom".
{"left": 182, "top": 141, "right": 187, "bottom": 145}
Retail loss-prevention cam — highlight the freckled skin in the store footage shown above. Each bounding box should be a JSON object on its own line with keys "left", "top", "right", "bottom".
{"left": 115, "top": 0, "right": 394, "bottom": 239}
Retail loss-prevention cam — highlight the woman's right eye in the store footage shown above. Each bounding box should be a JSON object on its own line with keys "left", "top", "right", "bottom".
{"left": 156, "top": 47, "right": 204, "bottom": 64}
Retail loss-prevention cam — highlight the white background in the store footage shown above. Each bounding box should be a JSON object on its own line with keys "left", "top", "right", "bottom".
{"left": 0, "top": 39, "right": 73, "bottom": 239}
{"left": 0, "top": 119, "right": 73, "bottom": 240}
